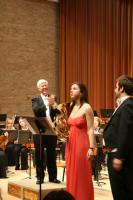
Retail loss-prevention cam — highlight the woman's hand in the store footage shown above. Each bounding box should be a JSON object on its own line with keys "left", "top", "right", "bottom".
{"left": 87, "top": 148, "right": 94, "bottom": 160}
{"left": 4, "top": 131, "right": 8, "bottom": 137}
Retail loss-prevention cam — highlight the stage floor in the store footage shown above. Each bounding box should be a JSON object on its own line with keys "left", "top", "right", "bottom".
{"left": 0, "top": 162, "right": 113, "bottom": 200}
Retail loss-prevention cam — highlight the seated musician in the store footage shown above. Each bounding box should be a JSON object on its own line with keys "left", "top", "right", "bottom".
{"left": 14, "top": 117, "right": 29, "bottom": 170}
{"left": 0, "top": 129, "right": 7, "bottom": 178}
{"left": 4, "top": 117, "right": 16, "bottom": 166}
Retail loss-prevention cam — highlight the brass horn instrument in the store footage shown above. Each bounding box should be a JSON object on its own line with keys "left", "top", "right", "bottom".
{"left": 54, "top": 102, "right": 71, "bottom": 140}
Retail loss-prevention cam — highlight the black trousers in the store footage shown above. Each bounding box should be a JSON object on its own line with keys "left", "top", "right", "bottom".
{"left": 60, "top": 142, "right": 66, "bottom": 160}
{"left": 92, "top": 148, "right": 103, "bottom": 180}
{"left": 33, "top": 134, "right": 57, "bottom": 181}
{"left": 14, "top": 144, "right": 28, "bottom": 169}
{"left": 5, "top": 142, "right": 15, "bottom": 166}
{"left": 107, "top": 153, "right": 133, "bottom": 200}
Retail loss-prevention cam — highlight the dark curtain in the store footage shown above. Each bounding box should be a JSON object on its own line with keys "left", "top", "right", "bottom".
{"left": 59, "top": 0, "right": 133, "bottom": 114}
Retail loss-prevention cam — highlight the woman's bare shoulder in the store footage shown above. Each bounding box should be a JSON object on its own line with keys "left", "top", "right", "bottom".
{"left": 82, "top": 103, "right": 93, "bottom": 116}
{"left": 83, "top": 103, "right": 92, "bottom": 110}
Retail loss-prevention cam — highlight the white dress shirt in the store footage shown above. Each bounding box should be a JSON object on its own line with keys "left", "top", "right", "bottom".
{"left": 40, "top": 93, "right": 55, "bottom": 129}
{"left": 113, "top": 95, "right": 130, "bottom": 115}
{"left": 41, "top": 94, "right": 50, "bottom": 117}
{"left": 118, "top": 95, "right": 130, "bottom": 105}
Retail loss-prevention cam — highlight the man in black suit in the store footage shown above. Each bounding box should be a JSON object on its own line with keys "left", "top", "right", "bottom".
{"left": 32, "top": 79, "right": 60, "bottom": 184}
{"left": 103, "top": 75, "right": 133, "bottom": 200}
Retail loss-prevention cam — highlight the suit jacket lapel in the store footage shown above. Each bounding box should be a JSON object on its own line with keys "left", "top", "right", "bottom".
{"left": 39, "top": 94, "right": 52, "bottom": 113}
{"left": 39, "top": 95, "right": 44, "bottom": 105}
{"left": 104, "top": 98, "right": 130, "bottom": 130}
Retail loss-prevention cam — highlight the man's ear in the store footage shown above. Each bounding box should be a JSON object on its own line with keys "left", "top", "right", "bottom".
{"left": 120, "top": 86, "right": 124, "bottom": 93}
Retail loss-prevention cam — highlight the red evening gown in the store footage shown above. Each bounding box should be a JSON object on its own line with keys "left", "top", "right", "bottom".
{"left": 66, "top": 116, "right": 94, "bottom": 200}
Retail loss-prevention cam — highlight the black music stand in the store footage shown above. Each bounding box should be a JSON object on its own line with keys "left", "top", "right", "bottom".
{"left": 93, "top": 110, "right": 98, "bottom": 117}
{"left": 94, "top": 131, "right": 106, "bottom": 187}
{"left": 17, "top": 130, "right": 32, "bottom": 178}
{"left": 6, "top": 130, "right": 18, "bottom": 143}
{"left": 14, "top": 115, "right": 37, "bottom": 175}
{"left": 100, "top": 108, "right": 114, "bottom": 118}
{"left": 22, "top": 117, "right": 40, "bottom": 180}
{"left": 17, "top": 130, "right": 32, "bottom": 144}
{"left": 23, "top": 116, "right": 56, "bottom": 200}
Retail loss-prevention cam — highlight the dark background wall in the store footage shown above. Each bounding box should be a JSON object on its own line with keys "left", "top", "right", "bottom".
{"left": 0, "top": 0, "right": 59, "bottom": 116}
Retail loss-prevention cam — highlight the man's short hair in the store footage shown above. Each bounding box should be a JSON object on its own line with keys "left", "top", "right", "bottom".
{"left": 37, "top": 79, "right": 48, "bottom": 88}
{"left": 117, "top": 75, "right": 133, "bottom": 95}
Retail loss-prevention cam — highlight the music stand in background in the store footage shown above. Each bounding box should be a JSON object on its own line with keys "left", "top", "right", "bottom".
{"left": 23, "top": 117, "right": 40, "bottom": 135}
{"left": 23, "top": 117, "right": 44, "bottom": 200}
{"left": 93, "top": 110, "right": 98, "bottom": 117}
{"left": 0, "top": 114, "right": 7, "bottom": 129}
{"left": 94, "top": 132, "right": 106, "bottom": 187}
{"left": 17, "top": 130, "right": 32, "bottom": 145}
{"left": 36, "top": 117, "right": 57, "bottom": 136}
{"left": 17, "top": 129, "right": 33, "bottom": 179}
{"left": 100, "top": 109, "right": 114, "bottom": 118}
{"left": 5, "top": 130, "right": 18, "bottom": 143}
{"left": 23, "top": 116, "right": 56, "bottom": 200}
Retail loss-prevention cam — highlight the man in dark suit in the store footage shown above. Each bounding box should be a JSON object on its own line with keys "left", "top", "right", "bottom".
{"left": 103, "top": 75, "right": 133, "bottom": 200}
{"left": 32, "top": 79, "right": 60, "bottom": 184}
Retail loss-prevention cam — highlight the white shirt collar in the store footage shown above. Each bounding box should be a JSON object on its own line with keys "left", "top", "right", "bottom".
{"left": 41, "top": 93, "right": 48, "bottom": 100}
{"left": 118, "top": 95, "right": 130, "bottom": 105}
{"left": 113, "top": 96, "right": 130, "bottom": 116}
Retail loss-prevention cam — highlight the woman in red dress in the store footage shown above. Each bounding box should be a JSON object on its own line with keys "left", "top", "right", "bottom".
{"left": 66, "top": 83, "right": 94, "bottom": 200}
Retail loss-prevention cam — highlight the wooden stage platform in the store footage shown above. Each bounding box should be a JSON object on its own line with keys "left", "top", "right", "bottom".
{"left": 0, "top": 164, "right": 112, "bottom": 200}
{"left": 8, "top": 178, "right": 66, "bottom": 200}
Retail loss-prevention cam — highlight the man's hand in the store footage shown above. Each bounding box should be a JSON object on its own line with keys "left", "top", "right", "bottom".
{"left": 113, "top": 158, "right": 123, "bottom": 171}
{"left": 48, "top": 97, "right": 55, "bottom": 106}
